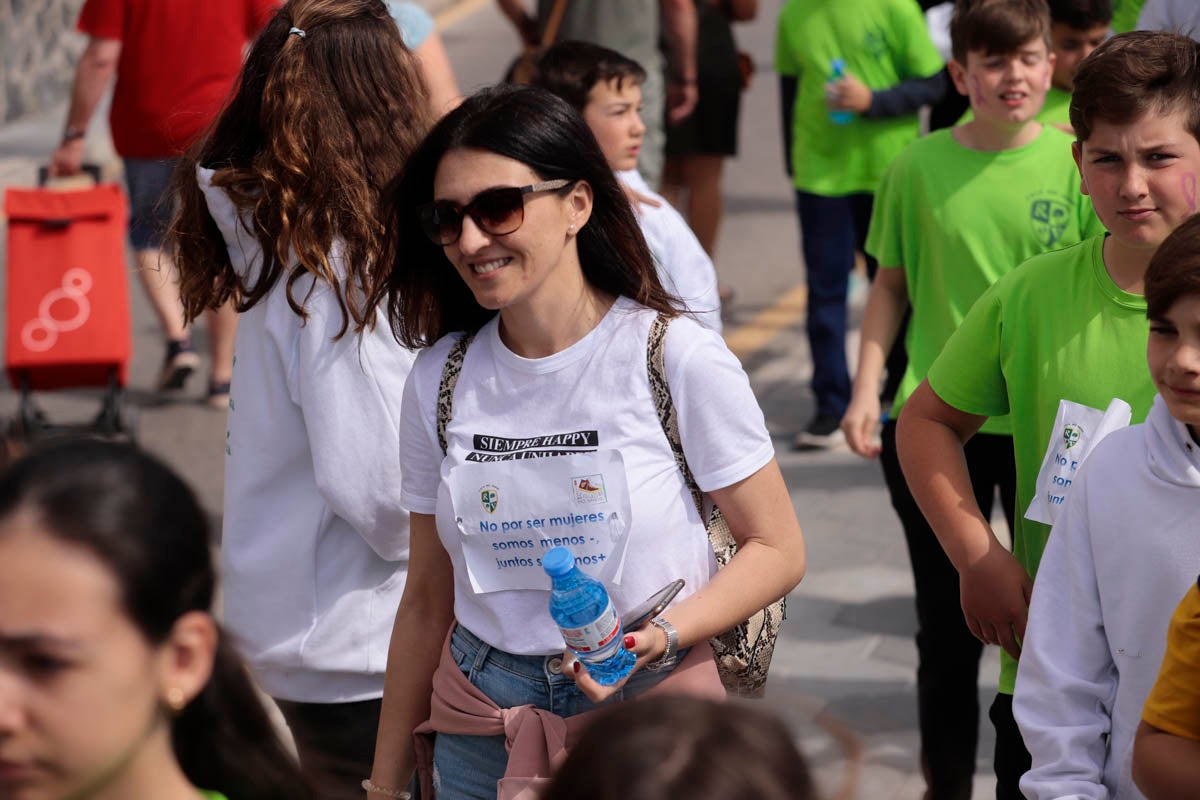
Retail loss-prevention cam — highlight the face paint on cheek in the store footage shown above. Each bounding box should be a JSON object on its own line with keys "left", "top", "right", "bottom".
{"left": 971, "top": 75, "right": 986, "bottom": 106}
{"left": 1184, "top": 173, "right": 1198, "bottom": 214}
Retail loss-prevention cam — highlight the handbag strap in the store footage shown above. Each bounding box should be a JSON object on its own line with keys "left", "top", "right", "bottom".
{"left": 436, "top": 333, "right": 475, "bottom": 456}
{"left": 646, "top": 314, "right": 708, "bottom": 522}
{"left": 540, "top": 0, "right": 571, "bottom": 48}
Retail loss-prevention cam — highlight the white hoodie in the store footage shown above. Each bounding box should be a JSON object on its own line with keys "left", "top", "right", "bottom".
{"left": 618, "top": 169, "right": 723, "bottom": 333}
{"left": 197, "top": 167, "right": 414, "bottom": 703}
{"left": 1015, "top": 395, "right": 1200, "bottom": 800}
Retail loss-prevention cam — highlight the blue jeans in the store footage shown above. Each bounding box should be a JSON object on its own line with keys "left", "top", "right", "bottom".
{"left": 431, "top": 625, "right": 678, "bottom": 799}
{"left": 795, "top": 190, "right": 877, "bottom": 419}
{"left": 123, "top": 157, "right": 178, "bottom": 250}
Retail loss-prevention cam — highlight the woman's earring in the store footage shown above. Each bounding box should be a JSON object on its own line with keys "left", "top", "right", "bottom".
{"left": 568, "top": 224, "right": 575, "bottom": 233}
{"left": 165, "top": 687, "right": 187, "bottom": 713}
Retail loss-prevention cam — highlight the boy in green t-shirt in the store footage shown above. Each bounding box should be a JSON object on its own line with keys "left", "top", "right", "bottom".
{"left": 775, "top": 0, "right": 944, "bottom": 449}
{"left": 1110, "top": 0, "right": 1144, "bottom": 31}
{"left": 896, "top": 30, "right": 1200, "bottom": 799}
{"left": 841, "top": 1, "right": 1103, "bottom": 795}
{"left": 1043, "top": 0, "right": 1112, "bottom": 130}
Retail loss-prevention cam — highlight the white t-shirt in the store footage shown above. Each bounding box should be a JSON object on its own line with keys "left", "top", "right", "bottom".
{"left": 619, "top": 169, "right": 723, "bottom": 333}
{"left": 198, "top": 167, "right": 415, "bottom": 703}
{"left": 399, "top": 297, "right": 773, "bottom": 655}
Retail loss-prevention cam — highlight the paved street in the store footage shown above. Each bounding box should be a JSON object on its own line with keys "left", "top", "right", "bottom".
{"left": 0, "top": 2, "right": 1005, "bottom": 797}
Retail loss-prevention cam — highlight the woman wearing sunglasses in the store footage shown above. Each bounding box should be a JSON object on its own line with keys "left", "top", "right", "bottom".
{"left": 366, "top": 84, "right": 806, "bottom": 800}
{"left": 167, "top": 2, "right": 430, "bottom": 797}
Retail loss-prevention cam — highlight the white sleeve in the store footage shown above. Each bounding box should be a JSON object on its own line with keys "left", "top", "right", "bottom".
{"left": 397, "top": 337, "right": 457, "bottom": 515}
{"left": 1136, "top": 0, "right": 1169, "bottom": 31}
{"left": 665, "top": 319, "right": 774, "bottom": 492}
{"left": 1015, "top": 466, "right": 1117, "bottom": 800}
{"left": 638, "top": 202, "right": 722, "bottom": 333}
{"left": 291, "top": 296, "right": 416, "bottom": 561}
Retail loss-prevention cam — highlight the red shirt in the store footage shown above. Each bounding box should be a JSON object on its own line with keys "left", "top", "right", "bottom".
{"left": 78, "top": 0, "right": 278, "bottom": 158}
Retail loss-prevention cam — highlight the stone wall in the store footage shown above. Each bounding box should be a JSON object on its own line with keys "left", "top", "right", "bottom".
{"left": 1, "top": 0, "right": 86, "bottom": 124}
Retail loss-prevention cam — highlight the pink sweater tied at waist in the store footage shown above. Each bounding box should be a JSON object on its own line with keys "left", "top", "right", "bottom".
{"left": 413, "top": 625, "right": 727, "bottom": 800}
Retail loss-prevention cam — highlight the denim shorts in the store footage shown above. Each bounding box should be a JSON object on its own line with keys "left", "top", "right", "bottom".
{"left": 431, "top": 624, "right": 681, "bottom": 799}
{"left": 123, "top": 157, "right": 178, "bottom": 250}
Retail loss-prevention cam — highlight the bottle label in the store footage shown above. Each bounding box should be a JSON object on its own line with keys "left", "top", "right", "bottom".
{"left": 560, "top": 598, "right": 621, "bottom": 655}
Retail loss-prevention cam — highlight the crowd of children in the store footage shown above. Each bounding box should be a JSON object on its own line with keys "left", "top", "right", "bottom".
{"left": 6, "top": 0, "right": 1200, "bottom": 798}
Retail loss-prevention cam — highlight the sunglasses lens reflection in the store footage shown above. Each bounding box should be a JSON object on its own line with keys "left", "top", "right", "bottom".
{"left": 419, "top": 188, "right": 528, "bottom": 245}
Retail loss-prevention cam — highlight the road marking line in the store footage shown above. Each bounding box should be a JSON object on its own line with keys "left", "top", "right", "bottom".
{"left": 724, "top": 283, "right": 809, "bottom": 359}
{"left": 435, "top": 0, "right": 490, "bottom": 30}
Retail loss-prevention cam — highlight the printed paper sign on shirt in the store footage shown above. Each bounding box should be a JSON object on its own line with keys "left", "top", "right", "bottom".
{"left": 1025, "top": 397, "right": 1132, "bottom": 526}
{"left": 448, "top": 450, "right": 632, "bottom": 594}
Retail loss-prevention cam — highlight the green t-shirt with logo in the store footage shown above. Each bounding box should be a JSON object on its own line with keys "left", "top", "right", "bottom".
{"left": 1111, "top": 0, "right": 1146, "bottom": 32}
{"left": 867, "top": 125, "right": 1103, "bottom": 434}
{"left": 775, "top": 0, "right": 944, "bottom": 196}
{"left": 926, "top": 235, "right": 1156, "bottom": 693}
{"left": 958, "top": 86, "right": 1073, "bottom": 129}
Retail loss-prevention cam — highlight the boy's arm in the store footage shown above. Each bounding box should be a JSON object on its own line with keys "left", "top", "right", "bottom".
{"left": 1014, "top": 481, "right": 1117, "bottom": 800}
{"left": 779, "top": 74, "right": 797, "bottom": 178}
{"left": 1133, "top": 722, "right": 1200, "bottom": 800}
{"left": 842, "top": 266, "right": 908, "bottom": 457}
{"left": 863, "top": 71, "right": 948, "bottom": 118}
{"left": 897, "top": 380, "right": 1033, "bottom": 659}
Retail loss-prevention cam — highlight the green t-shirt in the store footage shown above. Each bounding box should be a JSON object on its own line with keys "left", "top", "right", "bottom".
{"left": 1111, "top": 0, "right": 1146, "bottom": 32}
{"left": 202, "top": 792, "right": 228, "bottom": 800}
{"left": 775, "top": 0, "right": 943, "bottom": 196}
{"left": 958, "top": 86, "right": 1073, "bottom": 130}
{"left": 926, "top": 235, "right": 1156, "bottom": 693}
{"left": 867, "top": 125, "right": 1104, "bottom": 433}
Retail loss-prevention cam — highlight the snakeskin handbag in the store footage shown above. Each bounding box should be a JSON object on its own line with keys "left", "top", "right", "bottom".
{"left": 646, "top": 313, "right": 787, "bottom": 698}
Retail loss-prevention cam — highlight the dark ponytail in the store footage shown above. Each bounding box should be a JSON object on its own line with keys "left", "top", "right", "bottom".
{"left": 0, "top": 440, "right": 310, "bottom": 800}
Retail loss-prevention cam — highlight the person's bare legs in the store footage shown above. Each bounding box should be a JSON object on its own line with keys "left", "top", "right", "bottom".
{"left": 204, "top": 302, "right": 238, "bottom": 408}
{"left": 135, "top": 247, "right": 199, "bottom": 390}
{"left": 660, "top": 156, "right": 686, "bottom": 210}
{"left": 135, "top": 247, "right": 187, "bottom": 340}
{"left": 681, "top": 154, "right": 726, "bottom": 258}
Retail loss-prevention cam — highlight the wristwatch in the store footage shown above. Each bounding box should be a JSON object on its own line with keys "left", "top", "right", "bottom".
{"left": 61, "top": 126, "right": 86, "bottom": 144}
{"left": 646, "top": 616, "right": 679, "bottom": 671}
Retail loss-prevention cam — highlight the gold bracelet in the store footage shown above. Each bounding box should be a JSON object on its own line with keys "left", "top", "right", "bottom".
{"left": 361, "top": 778, "right": 412, "bottom": 799}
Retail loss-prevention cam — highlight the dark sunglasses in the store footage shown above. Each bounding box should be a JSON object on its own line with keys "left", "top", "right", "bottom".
{"left": 417, "top": 179, "right": 575, "bottom": 246}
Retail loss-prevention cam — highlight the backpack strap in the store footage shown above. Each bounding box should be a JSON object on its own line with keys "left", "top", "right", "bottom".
{"left": 436, "top": 333, "right": 475, "bottom": 457}
{"left": 646, "top": 313, "right": 706, "bottom": 518}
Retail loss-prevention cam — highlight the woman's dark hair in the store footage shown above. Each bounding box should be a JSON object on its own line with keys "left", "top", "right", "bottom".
{"left": 1147, "top": 213, "right": 1200, "bottom": 322}
{"left": 169, "top": 0, "right": 430, "bottom": 339}
{"left": 540, "top": 695, "right": 815, "bottom": 800}
{"left": 0, "top": 440, "right": 310, "bottom": 800}
{"left": 375, "top": 84, "right": 677, "bottom": 349}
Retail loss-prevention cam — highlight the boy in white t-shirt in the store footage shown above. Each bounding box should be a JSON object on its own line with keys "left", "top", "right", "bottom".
{"left": 533, "top": 41, "right": 723, "bottom": 333}
{"left": 1014, "top": 214, "right": 1200, "bottom": 800}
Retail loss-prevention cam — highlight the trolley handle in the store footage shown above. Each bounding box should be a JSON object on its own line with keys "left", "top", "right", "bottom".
{"left": 37, "top": 163, "right": 103, "bottom": 188}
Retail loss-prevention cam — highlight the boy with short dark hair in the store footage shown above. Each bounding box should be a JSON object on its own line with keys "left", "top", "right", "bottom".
{"left": 1015, "top": 213, "right": 1200, "bottom": 800}
{"left": 1044, "top": 0, "right": 1112, "bottom": 128}
{"left": 897, "top": 30, "right": 1200, "bottom": 799}
{"left": 533, "top": 41, "right": 722, "bottom": 332}
{"left": 842, "top": 0, "right": 1104, "bottom": 795}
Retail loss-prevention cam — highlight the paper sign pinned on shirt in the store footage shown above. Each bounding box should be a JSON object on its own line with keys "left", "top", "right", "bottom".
{"left": 448, "top": 450, "right": 633, "bottom": 594}
{"left": 1025, "top": 397, "right": 1132, "bottom": 526}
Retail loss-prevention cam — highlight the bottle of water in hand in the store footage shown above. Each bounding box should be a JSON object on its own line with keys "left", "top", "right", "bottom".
{"left": 827, "top": 58, "right": 855, "bottom": 125}
{"left": 543, "top": 547, "right": 635, "bottom": 686}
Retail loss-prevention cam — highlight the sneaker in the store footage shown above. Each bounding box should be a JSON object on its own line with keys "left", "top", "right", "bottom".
{"left": 206, "top": 379, "right": 231, "bottom": 410}
{"left": 157, "top": 339, "right": 199, "bottom": 392}
{"left": 793, "top": 414, "right": 846, "bottom": 451}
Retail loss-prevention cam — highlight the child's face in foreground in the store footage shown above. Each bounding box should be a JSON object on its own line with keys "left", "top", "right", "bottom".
{"left": 1049, "top": 21, "right": 1110, "bottom": 91}
{"left": 1149, "top": 293, "right": 1200, "bottom": 439}
{"left": 1074, "top": 109, "right": 1200, "bottom": 252}
{"left": 0, "top": 520, "right": 165, "bottom": 800}
{"left": 952, "top": 38, "right": 1054, "bottom": 126}
{"left": 582, "top": 78, "right": 646, "bottom": 173}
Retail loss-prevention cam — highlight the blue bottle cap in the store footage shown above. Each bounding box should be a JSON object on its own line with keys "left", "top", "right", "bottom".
{"left": 542, "top": 547, "right": 575, "bottom": 577}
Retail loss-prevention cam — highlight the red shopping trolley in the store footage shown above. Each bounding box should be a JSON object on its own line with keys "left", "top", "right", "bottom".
{"left": 3, "top": 166, "right": 134, "bottom": 437}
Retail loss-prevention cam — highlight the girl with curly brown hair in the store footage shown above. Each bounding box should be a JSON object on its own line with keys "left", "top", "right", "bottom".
{"left": 167, "top": 2, "right": 430, "bottom": 797}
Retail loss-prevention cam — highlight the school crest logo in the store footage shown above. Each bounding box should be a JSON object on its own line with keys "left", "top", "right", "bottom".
{"left": 572, "top": 474, "right": 607, "bottom": 504}
{"left": 1030, "top": 197, "right": 1070, "bottom": 248}
{"left": 864, "top": 30, "right": 888, "bottom": 60}
{"left": 480, "top": 485, "right": 499, "bottom": 514}
{"left": 1063, "top": 424, "right": 1083, "bottom": 450}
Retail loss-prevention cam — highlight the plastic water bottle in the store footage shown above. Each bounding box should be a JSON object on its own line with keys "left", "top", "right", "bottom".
{"left": 543, "top": 547, "right": 635, "bottom": 686}
{"left": 828, "top": 58, "right": 855, "bottom": 125}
